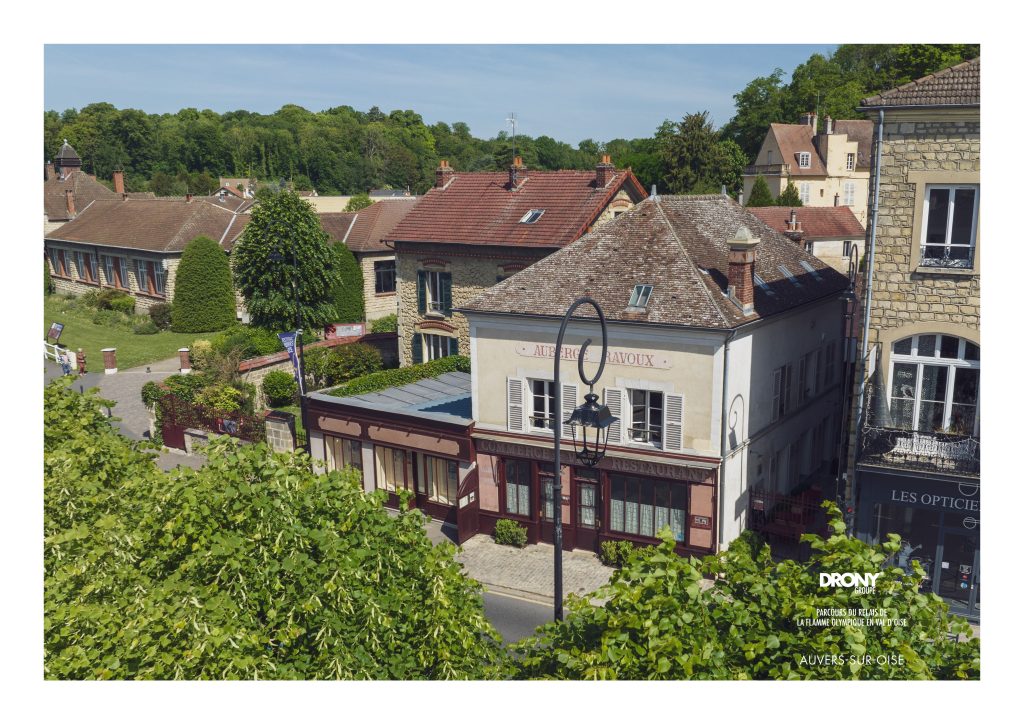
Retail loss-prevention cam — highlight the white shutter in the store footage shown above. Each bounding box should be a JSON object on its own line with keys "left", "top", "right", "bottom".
{"left": 664, "top": 394, "right": 684, "bottom": 452}
{"left": 560, "top": 383, "right": 578, "bottom": 440}
{"left": 507, "top": 377, "right": 525, "bottom": 433}
{"left": 604, "top": 387, "right": 624, "bottom": 444}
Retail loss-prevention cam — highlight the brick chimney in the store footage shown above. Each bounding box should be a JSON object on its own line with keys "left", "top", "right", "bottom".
{"left": 46, "top": 162, "right": 55, "bottom": 180}
{"left": 509, "top": 156, "right": 526, "bottom": 190}
{"left": 726, "top": 226, "right": 760, "bottom": 315}
{"left": 64, "top": 189, "right": 76, "bottom": 217}
{"left": 435, "top": 159, "right": 454, "bottom": 188}
{"left": 113, "top": 170, "right": 124, "bottom": 194}
{"left": 596, "top": 154, "right": 615, "bottom": 187}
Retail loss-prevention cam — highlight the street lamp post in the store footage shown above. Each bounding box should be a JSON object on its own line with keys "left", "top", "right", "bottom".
{"left": 552, "top": 296, "right": 617, "bottom": 622}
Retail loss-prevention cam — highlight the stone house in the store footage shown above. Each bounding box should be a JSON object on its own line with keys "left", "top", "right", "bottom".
{"left": 319, "top": 198, "right": 419, "bottom": 322}
{"left": 45, "top": 196, "right": 249, "bottom": 313}
{"left": 748, "top": 206, "right": 865, "bottom": 272}
{"left": 43, "top": 141, "right": 119, "bottom": 235}
{"left": 743, "top": 114, "right": 873, "bottom": 224}
{"left": 849, "top": 57, "right": 980, "bottom": 621}
{"left": 385, "top": 156, "right": 647, "bottom": 366}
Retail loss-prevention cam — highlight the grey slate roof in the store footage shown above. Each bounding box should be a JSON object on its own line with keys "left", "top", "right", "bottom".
{"left": 460, "top": 195, "right": 849, "bottom": 329}
{"left": 309, "top": 371, "right": 473, "bottom": 426}
{"left": 860, "top": 57, "right": 980, "bottom": 109}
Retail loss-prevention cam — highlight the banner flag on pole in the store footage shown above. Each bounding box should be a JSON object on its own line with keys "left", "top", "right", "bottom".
{"left": 278, "top": 331, "right": 301, "bottom": 384}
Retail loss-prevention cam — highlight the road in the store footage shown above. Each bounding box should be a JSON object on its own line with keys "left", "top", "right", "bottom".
{"left": 482, "top": 590, "right": 553, "bottom": 644}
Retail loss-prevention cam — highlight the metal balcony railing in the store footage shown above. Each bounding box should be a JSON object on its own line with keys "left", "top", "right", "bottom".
{"left": 919, "top": 245, "right": 976, "bottom": 270}
{"left": 743, "top": 163, "right": 791, "bottom": 176}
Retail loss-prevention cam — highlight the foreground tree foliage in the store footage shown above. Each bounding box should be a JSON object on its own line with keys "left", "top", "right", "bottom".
{"left": 231, "top": 190, "right": 341, "bottom": 331}
{"left": 513, "top": 504, "right": 979, "bottom": 680}
{"left": 44, "top": 381, "right": 505, "bottom": 679}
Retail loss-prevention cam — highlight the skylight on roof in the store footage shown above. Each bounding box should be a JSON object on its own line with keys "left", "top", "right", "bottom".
{"left": 753, "top": 273, "right": 775, "bottom": 296}
{"left": 778, "top": 265, "right": 802, "bottom": 287}
{"left": 799, "top": 260, "right": 823, "bottom": 282}
{"left": 519, "top": 209, "right": 544, "bottom": 224}
{"left": 627, "top": 284, "right": 653, "bottom": 310}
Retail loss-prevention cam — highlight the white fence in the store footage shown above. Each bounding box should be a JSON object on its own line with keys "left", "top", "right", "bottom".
{"left": 44, "top": 342, "right": 76, "bottom": 371}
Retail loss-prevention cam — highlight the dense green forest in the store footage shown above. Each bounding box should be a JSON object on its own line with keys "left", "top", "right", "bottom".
{"left": 43, "top": 44, "right": 978, "bottom": 198}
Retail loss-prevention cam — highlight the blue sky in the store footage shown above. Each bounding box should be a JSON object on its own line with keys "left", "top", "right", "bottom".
{"left": 45, "top": 45, "right": 835, "bottom": 145}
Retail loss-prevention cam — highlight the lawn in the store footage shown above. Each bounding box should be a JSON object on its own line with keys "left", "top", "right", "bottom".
{"left": 44, "top": 295, "right": 206, "bottom": 373}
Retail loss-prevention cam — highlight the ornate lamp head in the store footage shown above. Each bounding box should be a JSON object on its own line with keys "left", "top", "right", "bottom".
{"left": 565, "top": 388, "right": 617, "bottom": 467}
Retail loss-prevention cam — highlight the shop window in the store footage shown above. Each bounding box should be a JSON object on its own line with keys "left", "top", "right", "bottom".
{"left": 920, "top": 185, "right": 979, "bottom": 269}
{"left": 325, "top": 435, "right": 362, "bottom": 476}
{"left": 539, "top": 464, "right": 557, "bottom": 521}
{"left": 609, "top": 475, "right": 686, "bottom": 541}
{"left": 423, "top": 455, "right": 458, "bottom": 505}
{"left": 576, "top": 470, "right": 599, "bottom": 529}
{"left": 889, "top": 334, "right": 979, "bottom": 435}
{"left": 374, "top": 446, "right": 410, "bottom": 493}
{"left": 503, "top": 459, "right": 531, "bottom": 517}
{"left": 374, "top": 259, "right": 396, "bottom": 294}
{"left": 628, "top": 389, "right": 663, "bottom": 445}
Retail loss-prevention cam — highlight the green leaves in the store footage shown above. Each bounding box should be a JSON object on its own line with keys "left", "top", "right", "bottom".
{"left": 45, "top": 381, "right": 504, "bottom": 680}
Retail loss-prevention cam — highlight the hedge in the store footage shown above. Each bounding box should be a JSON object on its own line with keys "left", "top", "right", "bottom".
{"left": 304, "top": 342, "right": 383, "bottom": 390}
{"left": 330, "top": 243, "right": 365, "bottom": 324}
{"left": 171, "top": 235, "right": 237, "bottom": 333}
{"left": 329, "top": 355, "right": 470, "bottom": 398}
{"left": 370, "top": 314, "right": 397, "bottom": 334}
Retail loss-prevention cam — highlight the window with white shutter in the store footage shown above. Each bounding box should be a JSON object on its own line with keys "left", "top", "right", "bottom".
{"left": 663, "top": 394, "right": 684, "bottom": 451}
{"left": 560, "top": 383, "right": 578, "bottom": 439}
{"left": 603, "top": 388, "right": 624, "bottom": 444}
{"left": 507, "top": 377, "right": 525, "bottom": 432}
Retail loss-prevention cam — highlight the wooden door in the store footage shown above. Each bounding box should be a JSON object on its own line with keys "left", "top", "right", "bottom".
{"left": 456, "top": 466, "right": 480, "bottom": 543}
{"left": 575, "top": 477, "right": 601, "bottom": 552}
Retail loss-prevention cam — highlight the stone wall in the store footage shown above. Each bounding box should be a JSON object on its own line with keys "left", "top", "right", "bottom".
{"left": 396, "top": 243, "right": 551, "bottom": 365}
{"left": 46, "top": 242, "right": 179, "bottom": 312}
{"left": 359, "top": 251, "right": 398, "bottom": 322}
{"left": 865, "top": 117, "right": 980, "bottom": 343}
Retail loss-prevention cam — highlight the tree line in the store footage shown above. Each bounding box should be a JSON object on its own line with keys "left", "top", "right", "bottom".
{"left": 43, "top": 44, "right": 978, "bottom": 199}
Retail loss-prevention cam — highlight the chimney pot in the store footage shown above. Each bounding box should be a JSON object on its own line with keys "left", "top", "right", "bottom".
{"left": 727, "top": 226, "right": 759, "bottom": 315}
{"left": 595, "top": 155, "right": 615, "bottom": 187}
{"left": 185, "top": 193, "right": 193, "bottom": 202}
{"left": 824, "top": 116, "right": 834, "bottom": 135}
{"left": 112, "top": 169, "right": 125, "bottom": 195}
{"left": 435, "top": 159, "right": 454, "bottom": 188}
{"left": 509, "top": 157, "right": 527, "bottom": 189}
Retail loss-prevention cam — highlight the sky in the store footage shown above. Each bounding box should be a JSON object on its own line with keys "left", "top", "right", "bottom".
{"left": 44, "top": 45, "right": 835, "bottom": 145}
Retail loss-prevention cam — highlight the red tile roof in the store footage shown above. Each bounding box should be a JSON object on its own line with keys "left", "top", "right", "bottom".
{"left": 747, "top": 206, "right": 865, "bottom": 239}
{"left": 385, "top": 167, "right": 646, "bottom": 248}
{"left": 461, "top": 195, "right": 848, "bottom": 329}
{"left": 46, "top": 197, "right": 248, "bottom": 253}
{"left": 861, "top": 57, "right": 979, "bottom": 108}
{"left": 320, "top": 198, "right": 420, "bottom": 254}
{"left": 768, "top": 120, "right": 874, "bottom": 175}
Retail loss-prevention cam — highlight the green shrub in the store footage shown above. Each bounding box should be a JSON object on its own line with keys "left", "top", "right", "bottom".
{"left": 194, "top": 383, "right": 244, "bottom": 413}
{"left": 162, "top": 373, "right": 210, "bottom": 404}
{"left": 171, "top": 235, "right": 237, "bottom": 332}
{"left": 45, "top": 258, "right": 54, "bottom": 296}
{"left": 343, "top": 193, "right": 372, "bottom": 212}
{"left": 80, "top": 289, "right": 101, "bottom": 308}
{"left": 263, "top": 370, "right": 298, "bottom": 407}
{"left": 96, "top": 288, "right": 130, "bottom": 310}
{"left": 330, "top": 355, "right": 470, "bottom": 397}
{"left": 305, "top": 342, "right": 384, "bottom": 389}
{"left": 329, "top": 243, "right": 365, "bottom": 323}
{"left": 91, "top": 309, "right": 133, "bottom": 329}
{"left": 210, "top": 325, "right": 283, "bottom": 358}
{"left": 599, "top": 540, "right": 637, "bottom": 568}
{"left": 370, "top": 314, "right": 397, "bottom": 334}
{"left": 108, "top": 294, "right": 136, "bottom": 315}
{"left": 149, "top": 302, "right": 172, "bottom": 330}
{"left": 494, "top": 519, "right": 528, "bottom": 548}
{"left": 132, "top": 319, "right": 159, "bottom": 335}
{"left": 141, "top": 381, "right": 165, "bottom": 408}
{"left": 188, "top": 339, "right": 215, "bottom": 371}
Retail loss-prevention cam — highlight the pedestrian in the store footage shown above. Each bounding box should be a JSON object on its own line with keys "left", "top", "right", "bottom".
{"left": 59, "top": 348, "right": 73, "bottom": 376}
{"left": 77, "top": 348, "right": 87, "bottom": 376}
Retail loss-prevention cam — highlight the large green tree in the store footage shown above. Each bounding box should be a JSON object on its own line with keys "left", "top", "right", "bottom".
{"left": 655, "top": 112, "right": 745, "bottom": 195}
{"left": 513, "top": 504, "right": 979, "bottom": 680}
{"left": 43, "top": 380, "right": 506, "bottom": 679}
{"left": 329, "top": 242, "right": 365, "bottom": 323}
{"left": 232, "top": 190, "right": 340, "bottom": 331}
{"left": 170, "top": 235, "right": 237, "bottom": 332}
{"left": 746, "top": 176, "right": 775, "bottom": 207}
{"left": 776, "top": 182, "right": 803, "bottom": 207}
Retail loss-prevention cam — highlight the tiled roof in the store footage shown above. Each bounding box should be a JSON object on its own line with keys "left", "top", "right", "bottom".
{"left": 385, "top": 167, "right": 647, "bottom": 248}
{"left": 860, "top": 57, "right": 980, "bottom": 108}
{"left": 46, "top": 197, "right": 248, "bottom": 254}
{"left": 43, "top": 169, "right": 118, "bottom": 221}
{"left": 747, "top": 206, "right": 865, "bottom": 239}
{"left": 461, "top": 195, "right": 848, "bottom": 330}
{"left": 321, "top": 198, "right": 420, "bottom": 254}
{"left": 767, "top": 120, "right": 874, "bottom": 175}
{"left": 832, "top": 120, "right": 874, "bottom": 169}
{"left": 55, "top": 141, "right": 81, "bottom": 162}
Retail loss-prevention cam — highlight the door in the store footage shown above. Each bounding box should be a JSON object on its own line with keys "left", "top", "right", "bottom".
{"left": 538, "top": 463, "right": 556, "bottom": 544}
{"left": 456, "top": 466, "right": 480, "bottom": 544}
{"left": 936, "top": 529, "right": 979, "bottom": 616}
{"left": 575, "top": 475, "right": 601, "bottom": 552}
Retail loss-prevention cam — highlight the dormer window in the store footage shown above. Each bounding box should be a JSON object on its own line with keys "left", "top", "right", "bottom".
{"left": 798, "top": 152, "right": 811, "bottom": 169}
{"left": 627, "top": 284, "right": 653, "bottom": 310}
{"left": 519, "top": 209, "right": 544, "bottom": 224}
